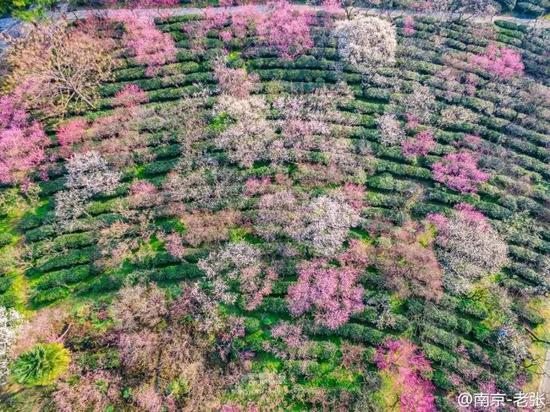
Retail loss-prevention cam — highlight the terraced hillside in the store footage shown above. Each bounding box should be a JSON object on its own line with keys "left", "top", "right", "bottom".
{"left": 0, "top": 4, "right": 549, "bottom": 411}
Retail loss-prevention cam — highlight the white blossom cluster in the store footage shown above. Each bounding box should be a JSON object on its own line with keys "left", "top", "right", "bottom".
{"left": 213, "top": 96, "right": 276, "bottom": 168}
{"left": 0, "top": 307, "right": 23, "bottom": 385}
{"left": 55, "top": 151, "right": 121, "bottom": 226}
{"left": 296, "top": 195, "right": 361, "bottom": 257}
{"left": 377, "top": 113, "right": 405, "bottom": 146}
{"left": 334, "top": 16, "right": 397, "bottom": 73}
{"left": 436, "top": 216, "right": 509, "bottom": 294}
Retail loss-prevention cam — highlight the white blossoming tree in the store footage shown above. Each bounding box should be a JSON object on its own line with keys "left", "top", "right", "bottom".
{"left": 0, "top": 307, "right": 23, "bottom": 385}
{"left": 334, "top": 16, "right": 397, "bottom": 73}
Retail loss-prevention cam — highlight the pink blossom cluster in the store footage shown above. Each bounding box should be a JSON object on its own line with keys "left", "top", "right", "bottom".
{"left": 217, "top": 6, "right": 262, "bottom": 42}
{"left": 244, "top": 176, "right": 272, "bottom": 196}
{"left": 213, "top": 61, "right": 258, "bottom": 98}
{"left": 119, "top": 14, "right": 177, "bottom": 76}
{"left": 454, "top": 202, "right": 490, "bottom": 229}
{"left": 469, "top": 44, "right": 524, "bottom": 79}
{"left": 287, "top": 259, "right": 364, "bottom": 329}
{"left": 271, "top": 322, "right": 307, "bottom": 349}
{"left": 402, "top": 130, "right": 436, "bottom": 158}
{"left": 431, "top": 150, "right": 489, "bottom": 193}
{"left": 113, "top": 84, "right": 149, "bottom": 108}
{"left": 57, "top": 119, "right": 87, "bottom": 148}
{"left": 374, "top": 338, "right": 436, "bottom": 412}
{"left": 321, "top": 0, "right": 344, "bottom": 14}
{"left": 403, "top": 16, "right": 415, "bottom": 36}
{"left": 163, "top": 233, "right": 186, "bottom": 259}
{"left": 0, "top": 93, "right": 48, "bottom": 186}
{"left": 257, "top": 0, "right": 314, "bottom": 59}
{"left": 132, "top": 0, "right": 179, "bottom": 7}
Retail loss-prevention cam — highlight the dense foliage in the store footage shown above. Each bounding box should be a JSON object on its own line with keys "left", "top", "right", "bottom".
{"left": 0, "top": 2, "right": 549, "bottom": 411}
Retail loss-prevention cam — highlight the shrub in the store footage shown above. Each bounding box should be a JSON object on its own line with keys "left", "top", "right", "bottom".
{"left": 431, "top": 151, "right": 489, "bottom": 194}
{"left": 257, "top": 0, "right": 314, "bottom": 59}
{"left": 11, "top": 343, "right": 70, "bottom": 386}
{"left": 287, "top": 259, "right": 364, "bottom": 329}
{"left": 334, "top": 16, "right": 397, "bottom": 72}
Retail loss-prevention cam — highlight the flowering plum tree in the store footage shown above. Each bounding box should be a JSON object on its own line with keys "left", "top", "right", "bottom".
{"left": 374, "top": 338, "right": 436, "bottom": 412}
{"left": 214, "top": 96, "right": 276, "bottom": 168}
{"left": 180, "top": 210, "right": 241, "bottom": 246}
{"left": 334, "top": 16, "right": 397, "bottom": 72}
{"left": 287, "top": 259, "right": 364, "bottom": 329}
{"left": 431, "top": 151, "right": 489, "bottom": 194}
{"left": 257, "top": 0, "right": 314, "bottom": 59}
{"left": 403, "top": 15, "right": 415, "bottom": 36}
{"left": 428, "top": 203, "right": 509, "bottom": 293}
{"left": 119, "top": 14, "right": 177, "bottom": 76}
{"left": 0, "top": 94, "right": 48, "bottom": 186}
{"left": 295, "top": 195, "right": 361, "bottom": 257}
{"left": 54, "top": 151, "right": 121, "bottom": 225}
{"left": 4, "top": 21, "right": 114, "bottom": 117}
{"left": 213, "top": 60, "right": 259, "bottom": 99}
{"left": 0, "top": 307, "right": 23, "bottom": 385}
{"left": 400, "top": 83, "right": 436, "bottom": 126}
{"left": 113, "top": 84, "right": 149, "bottom": 108}
{"left": 56, "top": 119, "right": 87, "bottom": 155}
{"left": 198, "top": 242, "right": 277, "bottom": 310}
{"left": 402, "top": 130, "right": 436, "bottom": 158}
{"left": 377, "top": 113, "right": 404, "bottom": 146}
{"left": 219, "top": 6, "right": 263, "bottom": 42}
{"left": 469, "top": 44, "right": 524, "bottom": 80}
{"left": 53, "top": 370, "right": 122, "bottom": 412}
{"left": 107, "top": 283, "right": 238, "bottom": 411}
{"left": 373, "top": 221, "right": 443, "bottom": 301}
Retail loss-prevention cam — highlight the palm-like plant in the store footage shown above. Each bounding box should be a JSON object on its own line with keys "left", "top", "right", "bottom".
{"left": 11, "top": 343, "right": 70, "bottom": 386}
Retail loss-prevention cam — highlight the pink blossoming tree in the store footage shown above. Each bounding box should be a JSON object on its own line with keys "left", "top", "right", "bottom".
{"left": 431, "top": 151, "right": 489, "bottom": 194}
{"left": 469, "top": 44, "right": 524, "bottom": 80}
{"left": 257, "top": 0, "right": 314, "bottom": 59}
{"left": 119, "top": 14, "right": 177, "bottom": 76}
{"left": 402, "top": 130, "right": 436, "bottom": 158}
{"left": 287, "top": 259, "right": 364, "bottom": 329}
{"left": 374, "top": 338, "right": 436, "bottom": 412}
{"left": 0, "top": 94, "right": 48, "bottom": 186}
{"left": 113, "top": 84, "right": 149, "bottom": 108}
